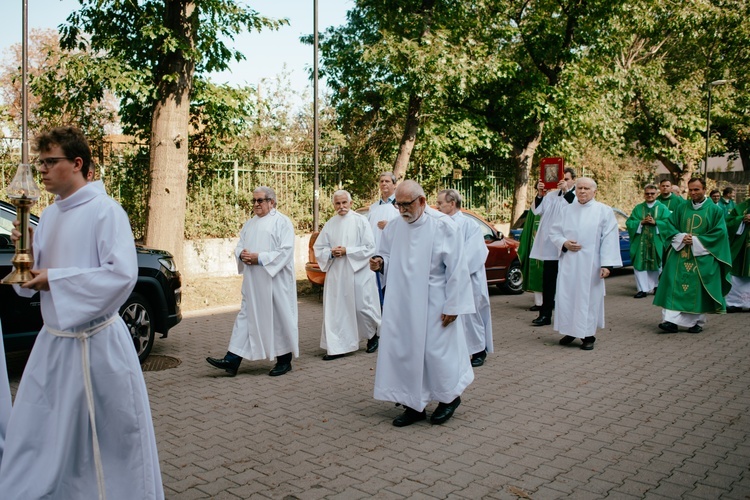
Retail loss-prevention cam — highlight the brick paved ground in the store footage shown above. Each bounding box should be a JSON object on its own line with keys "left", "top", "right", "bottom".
{"left": 7, "top": 270, "right": 750, "bottom": 499}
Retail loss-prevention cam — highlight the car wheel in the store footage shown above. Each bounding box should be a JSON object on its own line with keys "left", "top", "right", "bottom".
{"left": 120, "top": 292, "right": 155, "bottom": 363}
{"left": 499, "top": 260, "right": 524, "bottom": 295}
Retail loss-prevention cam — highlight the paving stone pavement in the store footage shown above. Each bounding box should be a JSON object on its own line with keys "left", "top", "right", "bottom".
{"left": 7, "top": 270, "right": 750, "bottom": 499}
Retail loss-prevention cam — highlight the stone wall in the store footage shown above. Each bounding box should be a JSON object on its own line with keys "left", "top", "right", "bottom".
{"left": 183, "top": 234, "right": 312, "bottom": 278}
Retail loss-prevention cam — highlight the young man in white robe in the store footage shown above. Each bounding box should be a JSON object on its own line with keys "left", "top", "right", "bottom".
{"left": 529, "top": 168, "right": 577, "bottom": 326}
{"left": 370, "top": 180, "right": 475, "bottom": 427}
{"left": 1, "top": 126, "right": 163, "bottom": 499}
{"left": 314, "top": 190, "right": 381, "bottom": 360}
{"left": 435, "top": 189, "right": 493, "bottom": 367}
{"left": 206, "top": 186, "right": 299, "bottom": 376}
{"left": 549, "top": 177, "right": 622, "bottom": 350}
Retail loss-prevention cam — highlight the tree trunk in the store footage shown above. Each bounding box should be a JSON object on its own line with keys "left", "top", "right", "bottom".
{"left": 739, "top": 143, "right": 750, "bottom": 172}
{"left": 511, "top": 122, "right": 545, "bottom": 225}
{"left": 392, "top": 94, "right": 423, "bottom": 180}
{"left": 143, "top": 0, "right": 196, "bottom": 268}
{"left": 391, "top": 0, "right": 434, "bottom": 181}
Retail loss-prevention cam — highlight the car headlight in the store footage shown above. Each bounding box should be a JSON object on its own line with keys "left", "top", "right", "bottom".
{"left": 158, "top": 257, "right": 177, "bottom": 273}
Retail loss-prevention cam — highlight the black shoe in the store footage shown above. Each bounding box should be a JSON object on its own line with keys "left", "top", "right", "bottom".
{"left": 322, "top": 353, "right": 346, "bottom": 361}
{"left": 269, "top": 362, "right": 292, "bottom": 376}
{"left": 580, "top": 337, "right": 595, "bottom": 350}
{"left": 206, "top": 356, "right": 240, "bottom": 376}
{"left": 393, "top": 407, "right": 426, "bottom": 427}
{"left": 366, "top": 335, "right": 379, "bottom": 353}
{"left": 532, "top": 315, "right": 551, "bottom": 326}
{"left": 529, "top": 305, "right": 542, "bottom": 312}
{"left": 559, "top": 335, "right": 576, "bottom": 346}
{"left": 687, "top": 324, "right": 703, "bottom": 334}
{"left": 633, "top": 291, "right": 648, "bottom": 299}
{"left": 470, "top": 351, "right": 486, "bottom": 367}
{"left": 658, "top": 321, "right": 678, "bottom": 333}
{"left": 727, "top": 306, "right": 742, "bottom": 313}
{"left": 430, "top": 397, "right": 461, "bottom": 425}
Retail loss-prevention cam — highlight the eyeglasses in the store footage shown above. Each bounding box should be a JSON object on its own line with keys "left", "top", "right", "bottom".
{"left": 252, "top": 198, "right": 270, "bottom": 205}
{"left": 34, "top": 157, "right": 71, "bottom": 171}
{"left": 394, "top": 196, "right": 421, "bottom": 210}
{"left": 644, "top": 192, "right": 657, "bottom": 196}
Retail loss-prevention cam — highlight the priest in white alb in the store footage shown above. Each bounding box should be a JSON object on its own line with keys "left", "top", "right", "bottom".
{"left": 529, "top": 168, "right": 577, "bottom": 326}
{"left": 549, "top": 177, "right": 622, "bottom": 351}
{"left": 206, "top": 186, "right": 299, "bottom": 377}
{"left": 370, "top": 180, "right": 475, "bottom": 427}
{"left": 435, "top": 189, "right": 493, "bottom": 367}
{"left": 314, "top": 190, "right": 381, "bottom": 360}
{"left": 367, "top": 171, "right": 400, "bottom": 250}
{"left": 1, "top": 127, "right": 163, "bottom": 499}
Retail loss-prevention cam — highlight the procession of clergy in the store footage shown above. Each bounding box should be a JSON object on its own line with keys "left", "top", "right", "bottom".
{"left": 203, "top": 169, "right": 748, "bottom": 430}
{"left": 2, "top": 141, "right": 748, "bottom": 498}
{"left": 519, "top": 173, "right": 749, "bottom": 341}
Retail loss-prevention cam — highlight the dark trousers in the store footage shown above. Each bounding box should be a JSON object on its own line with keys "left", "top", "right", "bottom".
{"left": 541, "top": 260, "right": 559, "bottom": 316}
{"left": 226, "top": 351, "right": 292, "bottom": 364}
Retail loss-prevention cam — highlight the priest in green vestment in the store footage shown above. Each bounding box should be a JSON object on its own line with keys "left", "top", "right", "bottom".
{"left": 655, "top": 178, "right": 732, "bottom": 333}
{"left": 725, "top": 196, "right": 750, "bottom": 311}
{"left": 626, "top": 184, "right": 671, "bottom": 298}
{"left": 517, "top": 209, "right": 544, "bottom": 310}
{"left": 718, "top": 187, "right": 737, "bottom": 218}
{"left": 657, "top": 178, "right": 687, "bottom": 212}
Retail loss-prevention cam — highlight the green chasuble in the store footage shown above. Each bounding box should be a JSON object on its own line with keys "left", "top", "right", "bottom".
{"left": 626, "top": 201, "right": 671, "bottom": 271}
{"left": 654, "top": 199, "right": 732, "bottom": 314}
{"left": 718, "top": 198, "right": 737, "bottom": 218}
{"left": 726, "top": 199, "right": 750, "bottom": 277}
{"left": 657, "top": 193, "right": 687, "bottom": 212}
{"left": 517, "top": 210, "right": 543, "bottom": 292}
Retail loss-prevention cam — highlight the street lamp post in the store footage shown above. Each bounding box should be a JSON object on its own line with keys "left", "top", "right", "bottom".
{"left": 312, "top": 0, "right": 320, "bottom": 232}
{"left": 704, "top": 79, "right": 729, "bottom": 178}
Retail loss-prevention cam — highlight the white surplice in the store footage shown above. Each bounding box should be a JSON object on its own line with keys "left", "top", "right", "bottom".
{"left": 228, "top": 209, "right": 299, "bottom": 360}
{"left": 549, "top": 199, "right": 622, "bottom": 338}
{"left": 451, "top": 211, "right": 493, "bottom": 355}
{"left": 374, "top": 208, "right": 475, "bottom": 412}
{"left": 314, "top": 211, "right": 381, "bottom": 355}
{"left": 530, "top": 189, "right": 575, "bottom": 261}
{"left": 367, "top": 200, "right": 399, "bottom": 250}
{"left": 0, "top": 322, "right": 10, "bottom": 463}
{"left": 0, "top": 181, "right": 163, "bottom": 499}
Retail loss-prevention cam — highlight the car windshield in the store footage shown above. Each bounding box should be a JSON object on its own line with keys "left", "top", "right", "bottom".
{"left": 462, "top": 212, "right": 495, "bottom": 241}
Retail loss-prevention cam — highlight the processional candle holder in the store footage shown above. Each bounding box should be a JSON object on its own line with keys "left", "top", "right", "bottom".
{"left": 1, "top": 162, "right": 41, "bottom": 284}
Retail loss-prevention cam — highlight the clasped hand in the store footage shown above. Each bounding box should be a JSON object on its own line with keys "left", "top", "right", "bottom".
{"left": 563, "top": 240, "right": 582, "bottom": 252}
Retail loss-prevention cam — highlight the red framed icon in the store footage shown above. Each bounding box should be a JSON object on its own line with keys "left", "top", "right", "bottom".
{"left": 540, "top": 157, "right": 565, "bottom": 191}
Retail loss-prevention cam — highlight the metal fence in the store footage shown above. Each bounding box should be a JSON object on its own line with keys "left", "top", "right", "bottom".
{"left": 1, "top": 139, "right": 514, "bottom": 237}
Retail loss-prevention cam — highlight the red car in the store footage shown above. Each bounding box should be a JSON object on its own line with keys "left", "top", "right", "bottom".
{"left": 306, "top": 207, "right": 523, "bottom": 294}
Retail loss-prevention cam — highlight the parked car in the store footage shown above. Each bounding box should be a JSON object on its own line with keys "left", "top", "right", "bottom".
{"left": 0, "top": 200, "right": 182, "bottom": 362}
{"left": 306, "top": 207, "right": 524, "bottom": 294}
{"left": 508, "top": 207, "right": 632, "bottom": 267}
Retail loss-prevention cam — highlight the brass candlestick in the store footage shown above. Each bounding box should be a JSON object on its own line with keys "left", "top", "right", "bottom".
{"left": 2, "top": 162, "right": 41, "bottom": 284}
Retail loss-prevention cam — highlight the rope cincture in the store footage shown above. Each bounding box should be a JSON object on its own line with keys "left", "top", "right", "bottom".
{"left": 47, "top": 314, "right": 118, "bottom": 500}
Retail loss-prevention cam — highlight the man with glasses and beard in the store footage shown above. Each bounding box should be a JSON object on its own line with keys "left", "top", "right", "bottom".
{"left": 369, "top": 180, "right": 474, "bottom": 427}
{"left": 206, "top": 186, "right": 298, "bottom": 376}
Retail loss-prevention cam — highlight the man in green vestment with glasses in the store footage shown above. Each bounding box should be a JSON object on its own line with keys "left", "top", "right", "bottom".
{"left": 655, "top": 178, "right": 732, "bottom": 333}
